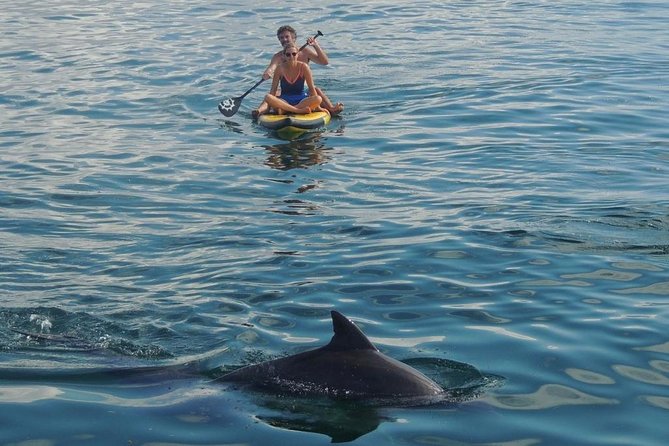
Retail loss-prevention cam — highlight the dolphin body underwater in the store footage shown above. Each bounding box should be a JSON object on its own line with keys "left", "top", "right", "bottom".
{"left": 219, "top": 310, "right": 445, "bottom": 400}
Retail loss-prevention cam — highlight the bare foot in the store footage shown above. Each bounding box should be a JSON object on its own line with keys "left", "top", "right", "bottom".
{"left": 296, "top": 106, "right": 312, "bottom": 114}
{"left": 329, "top": 102, "right": 344, "bottom": 116}
{"left": 253, "top": 103, "right": 269, "bottom": 119}
{"left": 315, "top": 106, "right": 330, "bottom": 116}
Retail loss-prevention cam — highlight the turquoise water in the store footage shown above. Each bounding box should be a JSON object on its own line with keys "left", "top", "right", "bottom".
{"left": 2, "top": 0, "right": 669, "bottom": 444}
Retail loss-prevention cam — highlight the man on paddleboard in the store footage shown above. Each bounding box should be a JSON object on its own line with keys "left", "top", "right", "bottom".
{"left": 252, "top": 25, "right": 344, "bottom": 118}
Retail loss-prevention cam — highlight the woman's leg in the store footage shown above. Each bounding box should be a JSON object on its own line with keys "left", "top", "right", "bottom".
{"left": 253, "top": 87, "right": 282, "bottom": 118}
{"left": 265, "top": 94, "right": 321, "bottom": 114}
{"left": 252, "top": 100, "right": 269, "bottom": 119}
{"left": 295, "top": 95, "right": 323, "bottom": 114}
{"left": 264, "top": 94, "right": 305, "bottom": 114}
{"left": 315, "top": 87, "right": 344, "bottom": 115}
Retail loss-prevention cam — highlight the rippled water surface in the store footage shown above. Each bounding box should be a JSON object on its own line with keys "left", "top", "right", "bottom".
{"left": 2, "top": 0, "right": 669, "bottom": 445}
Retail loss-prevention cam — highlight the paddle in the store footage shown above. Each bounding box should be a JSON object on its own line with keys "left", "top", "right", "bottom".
{"left": 218, "top": 30, "right": 324, "bottom": 117}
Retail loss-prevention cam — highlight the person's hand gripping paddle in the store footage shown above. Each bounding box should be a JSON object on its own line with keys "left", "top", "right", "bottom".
{"left": 218, "top": 31, "right": 324, "bottom": 117}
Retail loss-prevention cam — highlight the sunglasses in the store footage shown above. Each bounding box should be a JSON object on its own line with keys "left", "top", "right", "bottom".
{"left": 284, "top": 51, "right": 298, "bottom": 57}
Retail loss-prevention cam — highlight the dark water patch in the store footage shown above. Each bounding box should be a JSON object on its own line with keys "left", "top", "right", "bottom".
{"left": 1, "top": 307, "right": 173, "bottom": 360}
{"left": 338, "top": 283, "right": 418, "bottom": 294}
{"left": 44, "top": 15, "right": 81, "bottom": 21}
{"left": 534, "top": 211, "right": 669, "bottom": 256}
{"left": 0, "top": 50, "right": 44, "bottom": 61}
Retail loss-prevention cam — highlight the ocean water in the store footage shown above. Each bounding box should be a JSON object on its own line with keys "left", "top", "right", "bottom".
{"left": 1, "top": 0, "right": 668, "bottom": 444}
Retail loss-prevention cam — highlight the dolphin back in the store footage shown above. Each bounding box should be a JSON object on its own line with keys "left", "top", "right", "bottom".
{"left": 220, "top": 311, "right": 444, "bottom": 399}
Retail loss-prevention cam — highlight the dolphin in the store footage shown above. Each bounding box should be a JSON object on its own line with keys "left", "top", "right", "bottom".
{"left": 220, "top": 310, "right": 445, "bottom": 400}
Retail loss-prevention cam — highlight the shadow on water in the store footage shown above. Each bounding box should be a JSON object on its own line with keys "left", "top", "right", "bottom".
{"left": 262, "top": 132, "right": 334, "bottom": 171}
{"left": 218, "top": 117, "right": 245, "bottom": 135}
{"left": 248, "top": 395, "right": 389, "bottom": 443}
{"left": 1, "top": 307, "right": 502, "bottom": 443}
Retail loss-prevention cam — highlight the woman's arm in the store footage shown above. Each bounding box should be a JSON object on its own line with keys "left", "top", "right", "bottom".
{"left": 303, "top": 63, "right": 317, "bottom": 96}
{"left": 269, "top": 65, "right": 282, "bottom": 95}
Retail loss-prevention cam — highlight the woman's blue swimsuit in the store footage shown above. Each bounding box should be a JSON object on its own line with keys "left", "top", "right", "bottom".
{"left": 279, "top": 66, "right": 308, "bottom": 106}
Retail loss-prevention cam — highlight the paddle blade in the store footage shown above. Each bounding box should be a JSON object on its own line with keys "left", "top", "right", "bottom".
{"left": 218, "top": 97, "right": 241, "bottom": 117}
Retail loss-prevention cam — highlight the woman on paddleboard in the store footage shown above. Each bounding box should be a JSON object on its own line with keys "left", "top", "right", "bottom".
{"left": 263, "top": 43, "right": 326, "bottom": 115}
{"left": 253, "top": 26, "right": 343, "bottom": 118}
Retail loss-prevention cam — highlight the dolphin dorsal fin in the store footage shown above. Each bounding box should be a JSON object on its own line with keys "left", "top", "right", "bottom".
{"left": 325, "top": 311, "right": 378, "bottom": 351}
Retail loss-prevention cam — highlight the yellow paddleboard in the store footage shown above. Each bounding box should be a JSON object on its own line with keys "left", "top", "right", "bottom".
{"left": 258, "top": 111, "right": 330, "bottom": 139}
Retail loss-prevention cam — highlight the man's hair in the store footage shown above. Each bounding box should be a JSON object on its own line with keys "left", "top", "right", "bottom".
{"left": 276, "top": 25, "right": 297, "bottom": 38}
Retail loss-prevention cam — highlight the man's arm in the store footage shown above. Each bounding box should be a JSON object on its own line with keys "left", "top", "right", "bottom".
{"left": 305, "top": 38, "right": 329, "bottom": 65}
{"left": 262, "top": 52, "right": 283, "bottom": 80}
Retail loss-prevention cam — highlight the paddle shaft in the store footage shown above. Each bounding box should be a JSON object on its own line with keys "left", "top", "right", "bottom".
{"left": 238, "top": 78, "right": 265, "bottom": 101}
{"left": 237, "top": 30, "right": 324, "bottom": 100}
